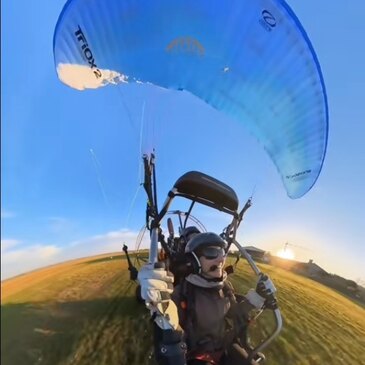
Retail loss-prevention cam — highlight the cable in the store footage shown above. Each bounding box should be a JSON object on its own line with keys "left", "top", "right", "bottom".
{"left": 89, "top": 148, "right": 110, "bottom": 207}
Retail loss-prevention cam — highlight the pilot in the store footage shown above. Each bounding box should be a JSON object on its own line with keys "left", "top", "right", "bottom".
{"left": 138, "top": 232, "right": 277, "bottom": 365}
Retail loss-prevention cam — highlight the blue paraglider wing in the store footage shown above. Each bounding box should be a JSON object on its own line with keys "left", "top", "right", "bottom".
{"left": 53, "top": 0, "right": 328, "bottom": 199}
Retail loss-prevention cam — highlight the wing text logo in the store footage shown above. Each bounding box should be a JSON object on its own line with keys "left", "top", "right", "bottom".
{"left": 166, "top": 37, "right": 205, "bottom": 56}
{"left": 286, "top": 170, "right": 312, "bottom": 179}
{"left": 259, "top": 10, "right": 277, "bottom": 32}
{"left": 75, "top": 26, "right": 102, "bottom": 78}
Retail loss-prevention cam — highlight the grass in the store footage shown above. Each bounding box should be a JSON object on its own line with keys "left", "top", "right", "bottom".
{"left": 1, "top": 254, "right": 365, "bottom": 365}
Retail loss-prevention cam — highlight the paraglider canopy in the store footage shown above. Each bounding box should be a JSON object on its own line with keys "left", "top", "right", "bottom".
{"left": 53, "top": 0, "right": 328, "bottom": 199}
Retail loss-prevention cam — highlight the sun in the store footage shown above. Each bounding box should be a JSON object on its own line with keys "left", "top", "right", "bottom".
{"left": 276, "top": 248, "right": 295, "bottom": 260}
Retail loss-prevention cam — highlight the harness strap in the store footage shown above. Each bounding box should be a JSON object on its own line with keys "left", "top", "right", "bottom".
{"left": 179, "top": 280, "right": 239, "bottom": 351}
{"left": 179, "top": 280, "right": 196, "bottom": 341}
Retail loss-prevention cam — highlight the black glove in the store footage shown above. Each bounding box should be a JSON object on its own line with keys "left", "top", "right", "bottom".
{"left": 256, "top": 274, "right": 276, "bottom": 298}
{"left": 256, "top": 274, "right": 278, "bottom": 310}
{"left": 264, "top": 294, "right": 278, "bottom": 310}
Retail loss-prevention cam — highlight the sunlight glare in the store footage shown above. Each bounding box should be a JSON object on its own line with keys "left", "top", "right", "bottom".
{"left": 277, "top": 248, "right": 295, "bottom": 260}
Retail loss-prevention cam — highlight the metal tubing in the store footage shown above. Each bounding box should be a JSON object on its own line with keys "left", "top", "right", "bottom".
{"left": 149, "top": 228, "right": 159, "bottom": 264}
{"left": 232, "top": 239, "right": 261, "bottom": 276}
{"left": 253, "top": 309, "right": 283, "bottom": 354}
{"left": 232, "top": 239, "right": 283, "bottom": 358}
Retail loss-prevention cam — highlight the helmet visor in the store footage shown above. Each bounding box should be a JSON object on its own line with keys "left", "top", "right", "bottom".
{"left": 198, "top": 247, "right": 227, "bottom": 260}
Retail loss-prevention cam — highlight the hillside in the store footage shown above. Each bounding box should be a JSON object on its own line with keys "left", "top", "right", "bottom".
{"left": 2, "top": 253, "right": 365, "bottom": 365}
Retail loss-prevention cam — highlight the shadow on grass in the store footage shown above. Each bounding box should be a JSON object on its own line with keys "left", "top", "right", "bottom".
{"left": 1, "top": 295, "right": 153, "bottom": 365}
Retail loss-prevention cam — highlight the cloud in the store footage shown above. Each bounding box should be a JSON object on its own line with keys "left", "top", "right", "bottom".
{"left": 1, "top": 242, "right": 62, "bottom": 280}
{"left": 1, "top": 228, "right": 148, "bottom": 280}
{"left": 1, "top": 210, "right": 15, "bottom": 219}
{"left": 1, "top": 239, "right": 20, "bottom": 252}
{"left": 47, "top": 217, "right": 74, "bottom": 233}
{"left": 67, "top": 228, "right": 148, "bottom": 260}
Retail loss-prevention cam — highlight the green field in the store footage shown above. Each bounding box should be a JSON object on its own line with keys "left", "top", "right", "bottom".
{"left": 2, "top": 254, "right": 365, "bottom": 365}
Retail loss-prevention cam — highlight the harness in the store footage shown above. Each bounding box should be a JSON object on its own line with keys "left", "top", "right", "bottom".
{"left": 178, "top": 279, "right": 243, "bottom": 364}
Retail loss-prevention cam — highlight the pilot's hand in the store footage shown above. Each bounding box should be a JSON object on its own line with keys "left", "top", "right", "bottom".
{"left": 138, "top": 264, "right": 174, "bottom": 305}
{"left": 245, "top": 274, "right": 278, "bottom": 310}
{"left": 256, "top": 274, "right": 276, "bottom": 298}
{"left": 138, "top": 264, "right": 180, "bottom": 330}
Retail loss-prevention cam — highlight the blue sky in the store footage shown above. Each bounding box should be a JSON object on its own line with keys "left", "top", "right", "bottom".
{"left": 2, "top": 1, "right": 365, "bottom": 281}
